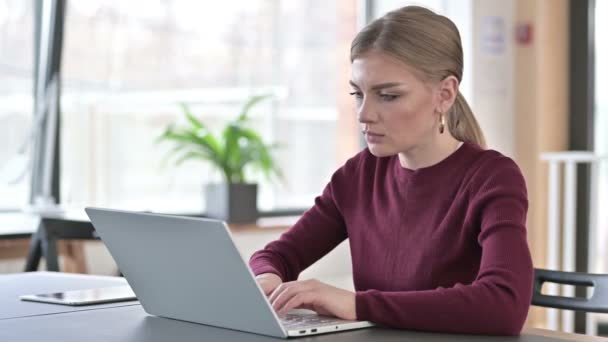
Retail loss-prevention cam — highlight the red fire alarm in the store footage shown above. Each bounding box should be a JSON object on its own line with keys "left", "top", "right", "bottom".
{"left": 515, "top": 23, "right": 533, "bottom": 45}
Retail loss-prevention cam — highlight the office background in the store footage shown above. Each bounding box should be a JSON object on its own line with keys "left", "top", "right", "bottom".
{"left": 1, "top": 0, "right": 607, "bottom": 337}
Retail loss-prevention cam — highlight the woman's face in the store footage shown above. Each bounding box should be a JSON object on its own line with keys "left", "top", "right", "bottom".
{"left": 350, "top": 51, "right": 443, "bottom": 157}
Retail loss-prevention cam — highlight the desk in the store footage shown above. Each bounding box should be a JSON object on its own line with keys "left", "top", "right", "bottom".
{"left": 0, "top": 212, "right": 40, "bottom": 239}
{"left": 0, "top": 272, "right": 601, "bottom": 341}
{"left": 24, "top": 211, "right": 95, "bottom": 272}
{"left": 0, "top": 210, "right": 299, "bottom": 273}
{"left": 0, "top": 211, "right": 91, "bottom": 272}
{"left": 0, "top": 271, "right": 137, "bottom": 320}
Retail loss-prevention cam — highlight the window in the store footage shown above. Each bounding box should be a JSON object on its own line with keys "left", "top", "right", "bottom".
{"left": 594, "top": 0, "right": 608, "bottom": 274}
{"left": 0, "top": 0, "right": 34, "bottom": 210}
{"left": 60, "top": 1, "right": 360, "bottom": 213}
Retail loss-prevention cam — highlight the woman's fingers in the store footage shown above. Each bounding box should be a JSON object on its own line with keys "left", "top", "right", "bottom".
{"left": 265, "top": 279, "right": 356, "bottom": 320}
{"left": 271, "top": 283, "right": 302, "bottom": 313}
{"left": 269, "top": 279, "right": 307, "bottom": 304}
{"left": 268, "top": 281, "right": 290, "bottom": 303}
{"left": 270, "top": 280, "right": 319, "bottom": 314}
{"left": 277, "top": 291, "right": 315, "bottom": 316}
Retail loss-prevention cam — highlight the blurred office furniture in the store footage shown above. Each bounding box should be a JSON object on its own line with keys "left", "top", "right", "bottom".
{"left": 23, "top": 211, "right": 94, "bottom": 272}
{"left": 0, "top": 212, "right": 85, "bottom": 273}
{"left": 0, "top": 210, "right": 353, "bottom": 290}
{"left": 532, "top": 268, "right": 608, "bottom": 313}
{"left": 540, "top": 152, "right": 608, "bottom": 333}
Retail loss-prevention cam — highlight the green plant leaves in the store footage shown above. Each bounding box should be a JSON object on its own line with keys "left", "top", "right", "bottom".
{"left": 157, "top": 95, "right": 283, "bottom": 184}
{"left": 237, "top": 94, "right": 273, "bottom": 122}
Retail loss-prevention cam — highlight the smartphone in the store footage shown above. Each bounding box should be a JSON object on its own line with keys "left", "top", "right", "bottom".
{"left": 19, "top": 286, "right": 137, "bottom": 306}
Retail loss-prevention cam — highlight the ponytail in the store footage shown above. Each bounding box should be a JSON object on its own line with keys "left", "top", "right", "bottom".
{"left": 448, "top": 91, "right": 486, "bottom": 148}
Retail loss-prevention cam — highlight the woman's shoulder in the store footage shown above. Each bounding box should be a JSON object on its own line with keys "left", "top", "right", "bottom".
{"left": 464, "top": 143, "right": 527, "bottom": 191}
{"left": 471, "top": 147, "right": 522, "bottom": 174}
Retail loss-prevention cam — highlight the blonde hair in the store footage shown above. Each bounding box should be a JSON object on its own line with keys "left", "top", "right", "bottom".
{"left": 350, "top": 6, "right": 486, "bottom": 148}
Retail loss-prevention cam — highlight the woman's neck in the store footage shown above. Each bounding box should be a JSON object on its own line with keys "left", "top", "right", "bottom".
{"left": 397, "top": 135, "right": 463, "bottom": 170}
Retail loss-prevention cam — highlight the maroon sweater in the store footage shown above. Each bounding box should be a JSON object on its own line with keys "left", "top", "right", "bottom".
{"left": 249, "top": 142, "right": 533, "bottom": 335}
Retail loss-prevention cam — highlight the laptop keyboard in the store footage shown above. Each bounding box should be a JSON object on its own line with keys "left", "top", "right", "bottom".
{"left": 280, "top": 313, "right": 351, "bottom": 329}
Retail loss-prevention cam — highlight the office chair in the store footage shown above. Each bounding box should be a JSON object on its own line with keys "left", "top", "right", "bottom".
{"left": 532, "top": 268, "right": 608, "bottom": 313}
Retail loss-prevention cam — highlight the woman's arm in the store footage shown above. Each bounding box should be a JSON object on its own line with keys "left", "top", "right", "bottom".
{"left": 249, "top": 183, "right": 348, "bottom": 281}
{"left": 355, "top": 160, "right": 533, "bottom": 335}
{"left": 249, "top": 158, "right": 357, "bottom": 282}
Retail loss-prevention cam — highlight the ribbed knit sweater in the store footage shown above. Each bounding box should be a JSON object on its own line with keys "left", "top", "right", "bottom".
{"left": 249, "top": 142, "right": 533, "bottom": 335}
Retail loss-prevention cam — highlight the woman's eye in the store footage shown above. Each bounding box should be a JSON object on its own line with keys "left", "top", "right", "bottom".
{"left": 349, "top": 91, "right": 363, "bottom": 99}
{"left": 379, "top": 94, "right": 399, "bottom": 101}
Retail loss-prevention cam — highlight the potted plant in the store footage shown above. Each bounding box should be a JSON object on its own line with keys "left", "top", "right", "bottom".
{"left": 157, "top": 94, "right": 282, "bottom": 223}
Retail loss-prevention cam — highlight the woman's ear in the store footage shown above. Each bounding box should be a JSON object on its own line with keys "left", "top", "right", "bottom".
{"left": 437, "top": 76, "right": 459, "bottom": 113}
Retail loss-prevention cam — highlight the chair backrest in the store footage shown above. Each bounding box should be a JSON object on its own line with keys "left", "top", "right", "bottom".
{"left": 532, "top": 268, "right": 608, "bottom": 313}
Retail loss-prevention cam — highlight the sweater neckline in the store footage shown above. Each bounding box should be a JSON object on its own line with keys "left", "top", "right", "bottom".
{"left": 393, "top": 141, "right": 473, "bottom": 182}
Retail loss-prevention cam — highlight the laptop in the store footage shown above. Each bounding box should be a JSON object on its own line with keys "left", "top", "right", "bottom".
{"left": 85, "top": 207, "right": 374, "bottom": 338}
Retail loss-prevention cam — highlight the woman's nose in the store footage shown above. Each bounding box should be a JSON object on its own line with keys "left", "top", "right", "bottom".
{"left": 357, "top": 99, "right": 377, "bottom": 124}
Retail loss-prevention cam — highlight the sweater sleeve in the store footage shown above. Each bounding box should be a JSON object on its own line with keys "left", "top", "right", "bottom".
{"left": 355, "top": 157, "right": 534, "bottom": 335}
{"left": 248, "top": 160, "right": 354, "bottom": 282}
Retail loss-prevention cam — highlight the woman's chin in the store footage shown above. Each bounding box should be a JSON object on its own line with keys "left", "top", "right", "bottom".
{"left": 367, "top": 144, "right": 393, "bottom": 157}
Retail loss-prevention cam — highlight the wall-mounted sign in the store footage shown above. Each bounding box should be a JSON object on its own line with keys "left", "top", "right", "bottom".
{"left": 481, "top": 16, "right": 506, "bottom": 55}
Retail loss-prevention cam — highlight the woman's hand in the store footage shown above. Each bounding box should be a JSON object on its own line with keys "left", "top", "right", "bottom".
{"left": 268, "top": 279, "right": 357, "bottom": 321}
{"left": 255, "top": 273, "right": 283, "bottom": 296}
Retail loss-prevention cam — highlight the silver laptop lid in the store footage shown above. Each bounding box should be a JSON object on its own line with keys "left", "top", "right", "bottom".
{"left": 85, "top": 207, "right": 287, "bottom": 338}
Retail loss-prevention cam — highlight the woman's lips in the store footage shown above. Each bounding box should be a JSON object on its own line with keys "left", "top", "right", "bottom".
{"left": 365, "top": 132, "right": 385, "bottom": 144}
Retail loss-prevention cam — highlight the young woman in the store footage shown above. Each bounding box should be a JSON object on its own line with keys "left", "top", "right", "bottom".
{"left": 250, "top": 6, "right": 533, "bottom": 336}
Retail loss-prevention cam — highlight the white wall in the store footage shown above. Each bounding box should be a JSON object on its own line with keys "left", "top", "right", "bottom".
{"left": 472, "top": 0, "right": 516, "bottom": 157}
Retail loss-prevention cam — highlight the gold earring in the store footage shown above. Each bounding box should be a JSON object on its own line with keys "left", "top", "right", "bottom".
{"left": 439, "top": 112, "right": 445, "bottom": 134}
